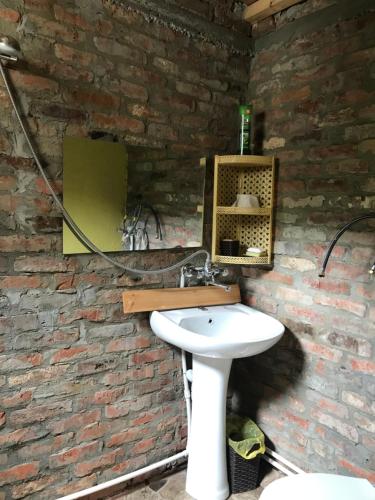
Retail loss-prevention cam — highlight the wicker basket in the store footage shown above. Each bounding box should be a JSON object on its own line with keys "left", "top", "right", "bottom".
{"left": 227, "top": 445, "right": 261, "bottom": 494}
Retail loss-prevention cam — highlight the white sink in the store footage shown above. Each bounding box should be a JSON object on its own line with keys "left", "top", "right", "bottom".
{"left": 150, "top": 302, "right": 284, "bottom": 500}
{"left": 150, "top": 303, "right": 284, "bottom": 359}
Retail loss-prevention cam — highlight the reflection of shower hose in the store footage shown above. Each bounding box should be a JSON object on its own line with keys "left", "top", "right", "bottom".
{"left": 0, "top": 61, "right": 210, "bottom": 274}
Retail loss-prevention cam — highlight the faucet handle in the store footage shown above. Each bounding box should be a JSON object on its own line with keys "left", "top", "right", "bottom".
{"left": 211, "top": 265, "right": 228, "bottom": 277}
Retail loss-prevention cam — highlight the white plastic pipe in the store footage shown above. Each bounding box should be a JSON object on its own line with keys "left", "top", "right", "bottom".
{"left": 181, "top": 349, "right": 192, "bottom": 443}
{"left": 57, "top": 450, "right": 188, "bottom": 500}
{"left": 265, "top": 447, "right": 305, "bottom": 475}
{"left": 262, "top": 453, "right": 293, "bottom": 476}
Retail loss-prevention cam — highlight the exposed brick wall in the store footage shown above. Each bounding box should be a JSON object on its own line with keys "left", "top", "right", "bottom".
{"left": 0, "top": 1, "right": 249, "bottom": 497}
{"left": 232, "top": 0, "right": 375, "bottom": 481}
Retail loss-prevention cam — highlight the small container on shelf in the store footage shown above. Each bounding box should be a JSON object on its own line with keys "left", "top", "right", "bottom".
{"left": 220, "top": 239, "right": 239, "bottom": 256}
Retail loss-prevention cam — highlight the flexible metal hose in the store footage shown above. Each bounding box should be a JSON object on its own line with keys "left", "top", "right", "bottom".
{"left": 0, "top": 61, "right": 210, "bottom": 274}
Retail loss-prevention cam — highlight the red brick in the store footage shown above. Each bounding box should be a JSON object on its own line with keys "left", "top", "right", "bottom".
{"left": 106, "top": 336, "right": 151, "bottom": 353}
{"left": 50, "top": 344, "right": 102, "bottom": 364}
{"left": 93, "top": 387, "right": 126, "bottom": 405}
{"left": 130, "top": 437, "right": 156, "bottom": 455}
{"left": 284, "top": 304, "right": 324, "bottom": 324}
{"left": 349, "top": 358, "right": 375, "bottom": 375}
{"left": 117, "top": 80, "right": 148, "bottom": 101}
{"left": 299, "top": 339, "right": 343, "bottom": 362}
{"left": 0, "top": 462, "right": 39, "bottom": 486}
{"left": 314, "top": 295, "right": 366, "bottom": 317}
{"left": 283, "top": 411, "right": 310, "bottom": 430}
{"left": 53, "top": 4, "right": 92, "bottom": 31}
{"left": 303, "top": 277, "right": 350, "bottom": 295}
{"left": 74, "top": 449, "right": 122, "bottom": 477}
{"left": 148, "top": 123, "right": 178, "bottom": 142}
{"left": 55, "top": 44, "right": 96, "bottom": 66}
{"left": 58, "top": 307, "right": 106, "bottom": 325}
{"left": 10, "top": 401, "right": 72, "bottom": 425}
{"left": 0, "top": 175, "right": 16, "bottom": 190}
{"left": 106, "top": 428, "right": 143, "bottom": 448}
{"left": 130, "top": 349, "right": 169, "bottom": 365}
{"left": 0, "top": 235, "right": 56, "bottom": 252}
{"left": 105, "top": 401, "right": 130, "bottom": 419}
{"left": 0, "top": 352, "right": 43, "bottom": 371}
{"left": 9, "top": 70, "right": 58, "bottom": 92}
{"left": 48, "top": 410, "right": 100, "bottom": 435}
{"left": 0, "top": 8, "right": 20, "bottom": 22}
{"left": 76, "top": 422, "right": 110, "bottom": 443}
{"left": 339, "top": 459, "right": 375, "bottom": 483}
{"left": 0, "top": 275, "right": 42, "bottom": 289}
{"left": 68, "top": 88, "right": 120, "bottom": 110}
{"left": 91, "top": 112, "right": 144, "bottom": 134}
{"left": 11, "top": 475, "right": 58, "bottom": 499}
{"left": 14, "top": 255, "right": 73, "bottom": 273}
{"left": 18, "top": 433, "right": 73, "bottom": 459}
{"left": 103, "top": 366, "right": 154, "bottom": 385}
{"left": 1, "top": 390, "right": 33, "bottom": 408}
{"left": 49, "top": 441, "right": 99, "bottom": 468}
{"left": 0, "top": 428, "right": 45, "bottom": 449}
{"left": 9, "top": 365, "right": 69, "bottom": 387}
{"left": 272, "top": 85, "right": 310, "bottom": 105}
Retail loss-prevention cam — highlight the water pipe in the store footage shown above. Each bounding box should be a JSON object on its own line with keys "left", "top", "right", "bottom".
{"left": 319, "top": 213, "right": 375, "bottom": 277}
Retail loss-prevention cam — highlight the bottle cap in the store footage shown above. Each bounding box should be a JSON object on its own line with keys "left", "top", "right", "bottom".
{"left": 239, "top": 104, "right": 253, "bottom": 116}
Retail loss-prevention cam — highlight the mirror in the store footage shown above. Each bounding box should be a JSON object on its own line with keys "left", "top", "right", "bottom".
{"left": 62, "top": 137, "right": 206, "bottom": 254}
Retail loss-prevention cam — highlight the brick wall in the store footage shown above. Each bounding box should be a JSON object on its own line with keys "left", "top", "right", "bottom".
{"left": 0, "top": 1, "right": 249, "bottom": 497}
{"left": 232, "top": 0, "right": 375, "bottom": 481}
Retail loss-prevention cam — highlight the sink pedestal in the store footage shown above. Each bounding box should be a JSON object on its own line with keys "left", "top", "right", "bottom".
{"left": 186, "top": 355, "right": 232, "bottom": 500}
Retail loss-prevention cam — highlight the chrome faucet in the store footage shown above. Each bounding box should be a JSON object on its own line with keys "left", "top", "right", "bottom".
{"left": 180, "top": 263, "right": 231, "bottom": 291}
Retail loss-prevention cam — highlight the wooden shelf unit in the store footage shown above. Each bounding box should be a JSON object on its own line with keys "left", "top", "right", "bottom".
{"left": 212, "top": 155, "right": 275, "bottom": 266}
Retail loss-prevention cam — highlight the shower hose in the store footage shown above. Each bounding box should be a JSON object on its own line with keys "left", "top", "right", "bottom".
{"left": 0, "top": 61, "right": 210, "bottom": 275}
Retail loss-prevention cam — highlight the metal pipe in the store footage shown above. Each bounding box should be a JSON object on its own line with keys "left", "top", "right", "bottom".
{"left": 319, "top": 213, "right": 375, "bottom": 277}
{"left": 57, "top": 450, "right": 188, "bottom": 500}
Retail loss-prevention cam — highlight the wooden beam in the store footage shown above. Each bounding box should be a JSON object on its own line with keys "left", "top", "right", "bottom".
{"left": 123, "top": 285, "right": 241, "bottom": 313}
{"left": 243, "top": 0, "right": 303, "bottom": 23}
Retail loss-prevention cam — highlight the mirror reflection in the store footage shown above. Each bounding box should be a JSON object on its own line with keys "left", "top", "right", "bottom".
{"left": 62, "top": 137, "right": 205, "bottom": 254}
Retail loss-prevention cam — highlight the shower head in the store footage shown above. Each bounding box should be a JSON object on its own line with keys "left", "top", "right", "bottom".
{"left": 0, "top": 36, "right": 21, "bottom": 62}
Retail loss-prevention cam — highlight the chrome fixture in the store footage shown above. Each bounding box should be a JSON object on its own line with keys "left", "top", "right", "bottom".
{"left": 319, "top": 213, "right": 375, "bottom": 277}
{"left": 0, "top": 36, "right": 21, "bottom": 62}
{"left": 181, "top": 263, "right": 231, "bottom": 291}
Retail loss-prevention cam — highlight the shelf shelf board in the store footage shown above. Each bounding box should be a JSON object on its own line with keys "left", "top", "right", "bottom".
{"left": 216, "top": 206, "right": 271, "bottom": 216}
{"left": 216, "top": 155, "right": 273, "bottom": 167}
{"left": 214, "top": 255, "right": 270, "bottom": 265}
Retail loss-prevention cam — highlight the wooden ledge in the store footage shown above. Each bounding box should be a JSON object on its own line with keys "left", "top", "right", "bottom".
{"left": 243, "top": 0, "right": 303, "bottom": 23}
{"left": 123, "top": 285, "right": 241, "bottom": 313}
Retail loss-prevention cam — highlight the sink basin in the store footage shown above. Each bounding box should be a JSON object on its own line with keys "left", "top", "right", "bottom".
{"left": 150, "top": 302, "right": 284, "bottom": 359}
{"left": 150, "top": 302, "right": 284, "bottom": 500}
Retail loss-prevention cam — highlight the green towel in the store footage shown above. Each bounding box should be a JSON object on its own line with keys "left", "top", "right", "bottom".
{"left": 227, "top": 414, "right": 265, "bottom": 460}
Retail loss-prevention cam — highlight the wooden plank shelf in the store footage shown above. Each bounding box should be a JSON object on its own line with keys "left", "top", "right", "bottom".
{"left": 216, "top": 206, "right": 271, "bottom": 216}
{"left": 123, "top": 285, "right": 241, "bottom": 313}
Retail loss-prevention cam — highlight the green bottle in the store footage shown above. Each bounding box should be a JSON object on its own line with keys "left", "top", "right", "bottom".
{"left": 239, "top": 104, "right": 252, "bottom": 155}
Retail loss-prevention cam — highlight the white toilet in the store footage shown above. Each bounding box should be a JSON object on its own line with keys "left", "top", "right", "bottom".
{"left": 259, "top": 473, "right": 375, "bottom": 500}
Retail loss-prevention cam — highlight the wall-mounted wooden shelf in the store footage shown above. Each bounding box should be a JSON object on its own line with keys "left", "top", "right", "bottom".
{"left": 212, "top": 155, "right": 275, "bottom": 266}
{"left": 216, "top": 206, "right": 271, "bottom": 216}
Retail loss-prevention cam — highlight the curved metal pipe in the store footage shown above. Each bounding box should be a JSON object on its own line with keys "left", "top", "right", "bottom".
{"left": 319, "top": 213, "right": 375, "bottom": 277}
